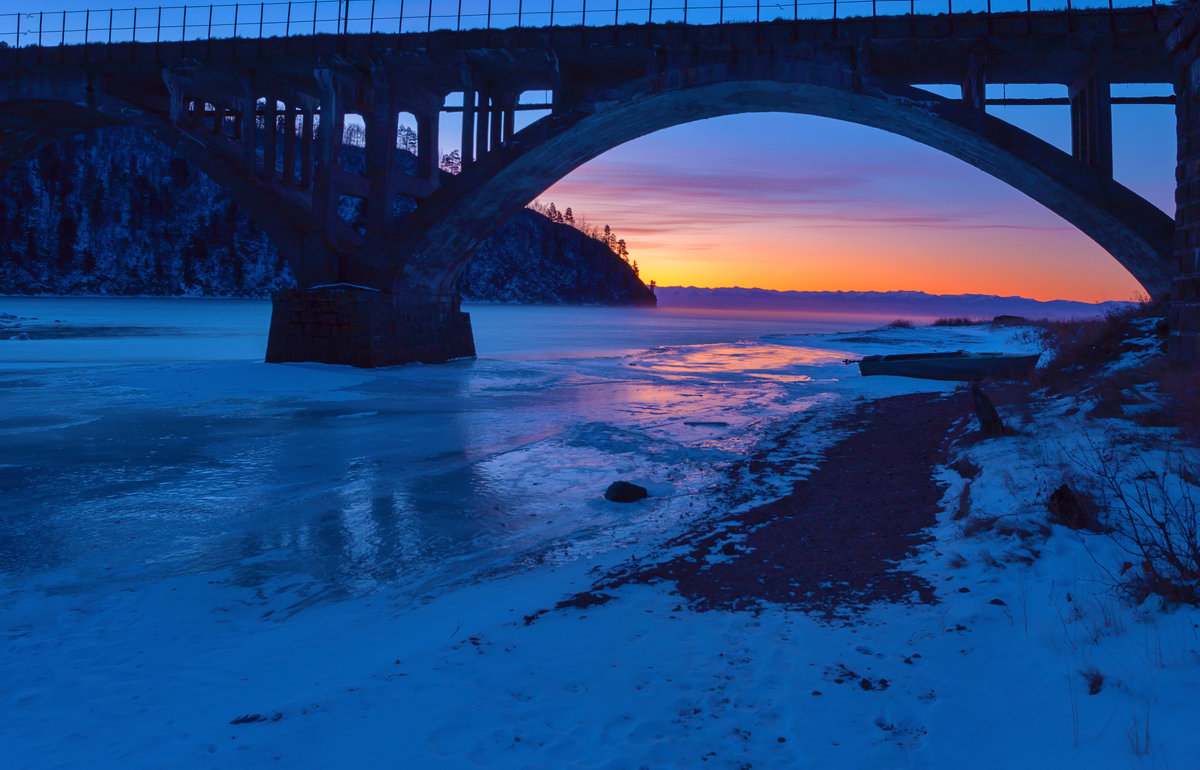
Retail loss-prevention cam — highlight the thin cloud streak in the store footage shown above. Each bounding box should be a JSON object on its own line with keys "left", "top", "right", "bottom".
{"left": 530, "top": 112, "right": 1164, "bottom": 301}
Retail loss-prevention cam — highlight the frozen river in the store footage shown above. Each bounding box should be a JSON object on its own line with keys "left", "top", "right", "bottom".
{"left": 1, "top": 299, "right": 998, "bottom": 596}
{"left": 0, "top": 298, "right": 1040, "bottom": 768}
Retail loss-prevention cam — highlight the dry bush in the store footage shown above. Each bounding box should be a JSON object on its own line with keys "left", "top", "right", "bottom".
{"left": 1079, "top": 666, "right": 1105, "bottom": 695}
{"left": 932, "top": 317, "right": 979, "bottom": 327}
{"left": 1076, "top": 446, "right": 1200, "bottom": 606}
{"left": 887, "top": 319, "right": 915, "bottom": 329}
{"left": 1030, "top": 302, "right": 1162, "bottom": 393}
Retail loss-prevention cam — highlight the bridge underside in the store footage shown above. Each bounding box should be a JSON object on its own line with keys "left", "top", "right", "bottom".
{"left": 0, "top": 8, "right": 1184, "bottom": 366}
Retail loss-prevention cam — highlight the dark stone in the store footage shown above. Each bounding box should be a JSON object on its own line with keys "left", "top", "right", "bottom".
{"left": 1047, "top": 483, "right": 1102, "bottom": 531}
{"left": 971, "top": 383, "right": 1006, "bottom": 437}
{"left": 604, "top": 481, "right": 648, "bottom": 503}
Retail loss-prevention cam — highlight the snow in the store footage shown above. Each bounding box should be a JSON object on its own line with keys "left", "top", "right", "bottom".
{"left": 2, "top": 298, "right": 1196, "bottom": 768}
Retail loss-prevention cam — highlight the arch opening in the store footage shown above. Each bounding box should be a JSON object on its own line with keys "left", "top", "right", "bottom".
{"left": 399, "top": 70, "right": 1174, "bottom": 302}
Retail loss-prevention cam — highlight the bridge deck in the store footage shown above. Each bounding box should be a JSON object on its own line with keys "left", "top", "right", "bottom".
{"left": 0, "top": 8, "right": 1175, "bottom": 87}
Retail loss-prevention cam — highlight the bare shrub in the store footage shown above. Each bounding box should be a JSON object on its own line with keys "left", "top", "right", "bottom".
{"left": 1077, "top": 446, "right": 1200, "bottom": 605}
{"left": 932, "top": 317, "right": 978, "bottom": 327}
{"left": 1029, "top": 302, "right": 1160, "bottom": 393}
{"left": 1079, "top": 666, "right": 1105, "bottom": 695}
{"left": 887, "top": 319, "right": 915, "bottom": 329}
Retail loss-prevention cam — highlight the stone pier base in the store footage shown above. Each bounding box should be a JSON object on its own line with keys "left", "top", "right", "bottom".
{"left": 1168, "top": 282, "right": 1200, "bottom": 363}
{"left": 265, "top": 285, "right": 476, "bottom": 367}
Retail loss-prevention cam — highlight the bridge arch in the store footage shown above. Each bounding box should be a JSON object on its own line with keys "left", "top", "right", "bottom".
{"left": 397, "top": 62, "right": 1174, "bottom": 299}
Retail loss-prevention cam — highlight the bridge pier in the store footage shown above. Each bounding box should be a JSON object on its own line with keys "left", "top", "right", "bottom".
{"left": 1170, "top": 6, "right": 1200, "bottom": 363}
{"left": 265, "top": 286, "right": 476, "bottom": 367}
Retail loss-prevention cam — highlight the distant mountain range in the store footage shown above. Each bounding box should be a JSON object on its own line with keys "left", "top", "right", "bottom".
{"left": 653, "top": 286, "right": 1131, "bottom": 319}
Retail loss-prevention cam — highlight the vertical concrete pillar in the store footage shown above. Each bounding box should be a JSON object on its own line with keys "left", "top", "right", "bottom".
{"left": 961, "top": 45, "right": 986, "bottom": 111}
{"left": 365, "top": 85, "right": 398, "bottom": 236}
{"left": 489, "top": 98, "right": 503, "bottom": 150}
{"left": 312, "top": 73, "right": 346, "bottom": 263}
{"left": 1169, "top": 7, "right": 1200, "bottom": 363}
{"left": 416, "top": 108, "right": 441, "bottom": 184}
{"left": 282, "top": 103, "right": 297, "bottom": 184}
{"left": 461, "top": 88, "right": 476, "bottom": 169}
{"left": 262, "top": 97, "right": 278, "bottom": 181}
{"left": 299, "top": 108, "right": 314, "bottom": 189}
{"left": 475, "top": 89, "right": 491, "bottom": 160}
{"left": 502, "top": 98, "right": 516, "bottom": 144}
{"left": 240, "top": 97, "right": 257, "bottom": 172}
{"left": 1069, "top": 73, "right": 1114, "bottom": 177}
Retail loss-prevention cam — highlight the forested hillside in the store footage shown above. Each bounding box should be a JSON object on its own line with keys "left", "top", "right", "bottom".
{"left": 0, "top": 126, "right": 655, "bottom": 307}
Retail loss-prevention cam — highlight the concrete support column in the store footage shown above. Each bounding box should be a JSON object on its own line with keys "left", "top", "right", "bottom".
{"left": 282, "top": 104, "right": 297, "bottom": 185}
{"left": 299, "top": 108, "right": 314, "bottom": 189}
{"left": 240, "top": 98, "right": 257, "bottom": 172}
{"left": 461, "top": 88, "right": 476, "bottom": 169}
{"left": 502, "top": 98, "right": 516, "bottom": 144}
{"left": 262, "top": 97, "right": 278, "bottom": 181}
{"left": 961, "top": 46, "right": 986, "bottom": 111}
{"left": 475, "top": 89, "right": 491, "bottom": 160}
{"left": 416, "top": 108, "right": 441, "bottom": 183}
{"left": 1169, "top": 7, "right": 1200, "bottom": 363}
{"left": 365, "top": 85, "right": 398, "bottom": 236}
{"left": 266, "top": 286, "right": 477, "bottom": 367}
{"left": 489, "top": 97, "right": 503, "bottom": 150}
{"left": 313, "top": 74, "right": 347, "bottom": 269}
{"left": 1069, "top": 73, "right": 1114, "bottom": 177}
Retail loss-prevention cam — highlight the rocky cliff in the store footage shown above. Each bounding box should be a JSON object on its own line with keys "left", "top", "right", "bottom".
{"left": 0, "top": 126, "right": 655, "bottom": 307}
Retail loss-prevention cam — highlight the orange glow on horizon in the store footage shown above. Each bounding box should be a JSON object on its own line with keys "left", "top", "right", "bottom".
{"left": 530, "top": 109, "right": 1172, "bottom": 306}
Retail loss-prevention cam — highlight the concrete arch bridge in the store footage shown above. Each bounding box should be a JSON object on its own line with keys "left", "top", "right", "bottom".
{"left": 0, "top": 4, "right": 1196, "bottom": 365}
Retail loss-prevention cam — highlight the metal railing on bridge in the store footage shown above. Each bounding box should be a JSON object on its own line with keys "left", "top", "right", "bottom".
{"left": 0, "top": 0, "right": 1160, "bottom": 49}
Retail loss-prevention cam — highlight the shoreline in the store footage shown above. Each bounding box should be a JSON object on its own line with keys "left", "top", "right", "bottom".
{"left": 556, "top": 389, "right": 976, "bottom": 619}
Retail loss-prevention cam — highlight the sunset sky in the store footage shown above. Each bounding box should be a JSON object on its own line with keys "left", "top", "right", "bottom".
{"left": 534, "top": 98, "right": 1176, "bottom": 303}
{"left": 0, "top": 0, "right": 1172, "bottom": 303}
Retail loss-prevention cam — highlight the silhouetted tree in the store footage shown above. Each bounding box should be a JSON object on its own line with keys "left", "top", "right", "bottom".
{"left": 440, "top": 149, "right": 461, "bottom": 174}
{"left": 397, "top": 125, "right": 418, "bottom": 154}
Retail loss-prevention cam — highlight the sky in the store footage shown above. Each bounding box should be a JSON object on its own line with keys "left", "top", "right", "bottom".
{"left": 533, "top": 99, "right": 1176, "bottom": 303}
{"left": 0, "top": 0, "right": 1175, "bottom": 303}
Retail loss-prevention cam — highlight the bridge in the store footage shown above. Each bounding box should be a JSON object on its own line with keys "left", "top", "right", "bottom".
{"left": 1, "top": 0, "right": 1199, "bottom": 365}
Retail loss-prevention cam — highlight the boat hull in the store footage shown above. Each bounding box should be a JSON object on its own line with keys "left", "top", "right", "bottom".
{"left": 858, "top": 352, "right": 1040, "bottom": 381}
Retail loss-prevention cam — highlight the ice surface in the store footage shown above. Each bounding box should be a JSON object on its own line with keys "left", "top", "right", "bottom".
{"left": 4, "top": 298, "right": 1192, "bottom": 768}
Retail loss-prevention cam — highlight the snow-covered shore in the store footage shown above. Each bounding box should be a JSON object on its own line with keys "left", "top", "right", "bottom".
{"left": 2, "top": 300, "right": 1197, "bottom": 767}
